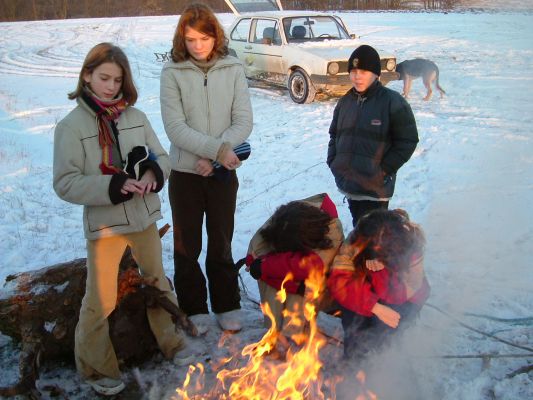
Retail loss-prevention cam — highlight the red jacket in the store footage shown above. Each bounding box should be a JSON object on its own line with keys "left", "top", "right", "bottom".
{"left": 327, "top": 254, "right": 430, "bottom": 317}
{"left": 245, "top": 193, "right": 341, "bottom": 294}
{"left": 247, "top": 251, "right": 325, "bottom": 294}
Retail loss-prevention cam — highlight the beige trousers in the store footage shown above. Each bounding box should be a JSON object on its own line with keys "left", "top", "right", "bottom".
{"left": 258, "top": 279, "right": 335, "bottom": 341}
{"left": 75, "top": 223, "right": 185, "bottom": 379}
{"left": 258, "top": 280, "right": 307, "bottom": 339}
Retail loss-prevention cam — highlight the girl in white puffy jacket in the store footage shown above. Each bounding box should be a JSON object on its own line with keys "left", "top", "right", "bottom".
{"left": 160, "top": 3, "right": 253, "bottom": 333}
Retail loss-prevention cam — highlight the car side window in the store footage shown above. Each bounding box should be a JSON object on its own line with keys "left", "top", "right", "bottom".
{"left": 284, "top": 17, "right": 309, "bottom": 42}
{"left": 231, "top": 18, "right": 252, "bottom": 42}
{"left": 253, "top": 19, "right": 281, "bottom": 46}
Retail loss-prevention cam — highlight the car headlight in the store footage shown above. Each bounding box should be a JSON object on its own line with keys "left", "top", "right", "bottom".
{"left": 386, "top": 59, "right": 396, "bottom": 71}
{"left": 327, "top": 62, "right": 339, "bottom": 75}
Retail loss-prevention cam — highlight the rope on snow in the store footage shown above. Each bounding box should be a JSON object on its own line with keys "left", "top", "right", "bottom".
{"left": 237, "top": 161, "right": 325, "bottom": 208}
{"left": 426, "top": 302, "right": 533, "bottom": 353}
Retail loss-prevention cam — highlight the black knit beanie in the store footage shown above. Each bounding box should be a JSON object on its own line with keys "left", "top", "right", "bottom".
{"left": 347, "top": 45, "right": 381, "bottom": 76}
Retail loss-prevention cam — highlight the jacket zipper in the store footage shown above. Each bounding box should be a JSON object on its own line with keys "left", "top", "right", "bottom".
{"left": 204, "top": 72, "right": 210, "bottom": 135}
{"left": 180, "top": 62, "right": 235, "bottom": 136}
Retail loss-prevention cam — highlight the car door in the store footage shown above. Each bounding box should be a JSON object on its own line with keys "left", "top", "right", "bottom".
{"left": 228, "top": 17, "right": 252, "bottom": 65}
{"left": 245, "top": 18, "right": 285, "bottom": 83}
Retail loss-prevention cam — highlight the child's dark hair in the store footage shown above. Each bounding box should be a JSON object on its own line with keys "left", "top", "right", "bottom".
{"left": 349, "top": 209, "right": 425, "bottom": 274}
{"left": 260, "top": 201, "right": 333, "bottom": 253}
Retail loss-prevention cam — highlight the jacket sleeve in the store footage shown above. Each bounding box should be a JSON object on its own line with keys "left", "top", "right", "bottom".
{"left": 220, "top": 65, "right": 253, "bottom": 147}
{"left": 53, "top": 120, "right": 120, "bottom": 206}
{"left": 327, "top": 267, "right": 379, "bottom": 317}
{"left": 374, "top": 270, "right": 408, "bottom": 305}
{"left": 327, "top": 240, "right": 379, "bottom": 316}
{"left": 381, "top": 95, "right": 419, "bottom": 174}
{"left": 160, "top": 67, "right": 223, "bottom": 160}
{"left": 327, "top": 101, "right": 340, "bottom": 167}
{"left": 140, "top": 113, "right": 170, "bottom": 192}
{"left": 261, "top": 251, "right": 325, "bottom": 282}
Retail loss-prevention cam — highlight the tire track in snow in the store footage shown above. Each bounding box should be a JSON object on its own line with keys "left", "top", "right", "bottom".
{"left": 0, "top": 21, "right": 125, "bottom": 78}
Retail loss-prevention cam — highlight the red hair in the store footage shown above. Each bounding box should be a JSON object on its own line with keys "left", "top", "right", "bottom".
{"left": 171, "top": 3, "right": 228, "bottom": 62}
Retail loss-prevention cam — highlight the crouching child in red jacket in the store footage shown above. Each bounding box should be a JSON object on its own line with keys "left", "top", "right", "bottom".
{"left": 245, "top": 194, "right": 344, "bottom": 349}
{"left": 327, "top": 209, "right": 429, "bottom": 360}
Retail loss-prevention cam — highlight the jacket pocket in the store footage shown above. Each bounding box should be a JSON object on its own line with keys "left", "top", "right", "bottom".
{"left": 87, "top": 203, "right": 130, "bottom": 233}
{"left": 142, "top": 193, "right": 161, "bottom": 216}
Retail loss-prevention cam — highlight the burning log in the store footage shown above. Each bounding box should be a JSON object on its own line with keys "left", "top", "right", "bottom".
{"left": 0, "top": 224, "right": 195, "bottom": 398}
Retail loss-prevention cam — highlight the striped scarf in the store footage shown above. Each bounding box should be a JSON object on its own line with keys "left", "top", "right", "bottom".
{"left": 82, "top": 88, "right": 127, "bottom": 175}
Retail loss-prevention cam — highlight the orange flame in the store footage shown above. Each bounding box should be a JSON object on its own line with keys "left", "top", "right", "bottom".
{"left": 173, "top": 258, "right": 379, "bottom": 399}
{"left": 354, "top": 370, "right": 378, "bottom": 400}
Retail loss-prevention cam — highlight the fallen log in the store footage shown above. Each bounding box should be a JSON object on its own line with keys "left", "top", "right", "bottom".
{"left": 0, "top": 224, "right": 196, "bottom": 398}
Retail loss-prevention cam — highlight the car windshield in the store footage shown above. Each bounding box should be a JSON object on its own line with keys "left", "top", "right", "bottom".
{"left": 283, "top": 16, "right": 350, "bottom": 43}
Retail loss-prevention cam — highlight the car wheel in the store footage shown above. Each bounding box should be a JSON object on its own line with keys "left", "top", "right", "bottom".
{"left": 288, "top": 68, "right": 316, "bottom": 104}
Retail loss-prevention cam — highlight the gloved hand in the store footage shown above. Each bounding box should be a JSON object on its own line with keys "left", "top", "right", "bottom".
{"left": 212, "top": 142, "right": 251, "bottom": 181}
{"left": 249, "top": 257, "right": 263, "bottom": 280}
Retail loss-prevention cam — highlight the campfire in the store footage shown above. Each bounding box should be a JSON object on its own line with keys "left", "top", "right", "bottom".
{"left": 174, "top": 269, "right": 377, "bottom": 399}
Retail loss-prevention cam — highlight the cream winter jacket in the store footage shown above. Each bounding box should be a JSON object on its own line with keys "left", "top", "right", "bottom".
{"left": 160, "top": 56, "right": 253, "bottom": 174}
{"left": 53, "top": 98, "right": 170, "bottom": 240}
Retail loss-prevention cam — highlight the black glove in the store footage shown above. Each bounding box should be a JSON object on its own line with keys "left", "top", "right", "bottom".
{"left": 249, "top": 258, "right": 263, "bottom": 280}
{"left": 124, "top": 145, "right": 149, "bottom": 180}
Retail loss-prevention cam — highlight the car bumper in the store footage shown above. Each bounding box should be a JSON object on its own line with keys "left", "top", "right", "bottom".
{"left": 310, "top": 73, "right": 351, "bottom": 86}
{"left": 310, "top": 71, "right": 400, "bottom": 87}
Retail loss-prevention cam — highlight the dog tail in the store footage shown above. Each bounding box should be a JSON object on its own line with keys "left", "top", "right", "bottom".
{"left": 435, "top": 66, "right": 446, "bottom": 95}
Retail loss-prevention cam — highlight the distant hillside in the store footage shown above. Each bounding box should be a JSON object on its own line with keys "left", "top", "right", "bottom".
{"left": 457, "top": 0, "right": 532, "bottom": 10}
{"left": 0, "top": 0, "right": 530, "bottom": 22}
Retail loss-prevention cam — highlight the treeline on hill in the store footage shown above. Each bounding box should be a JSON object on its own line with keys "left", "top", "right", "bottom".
{"left": 0, "top": 0, "right": 460, "bottom": 22}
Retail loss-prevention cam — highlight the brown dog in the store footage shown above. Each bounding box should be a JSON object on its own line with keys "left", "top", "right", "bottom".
{"left": 396, "top": 59, "right": 445, "bottom": 101}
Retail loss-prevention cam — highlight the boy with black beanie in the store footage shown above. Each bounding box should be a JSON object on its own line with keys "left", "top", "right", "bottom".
{"left": 327, "top": 44, "right": 419, "bottom": 227}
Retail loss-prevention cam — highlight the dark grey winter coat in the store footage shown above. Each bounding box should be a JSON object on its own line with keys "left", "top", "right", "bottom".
{"left": 327, "top": 81, "right": 418, "bottom": 199}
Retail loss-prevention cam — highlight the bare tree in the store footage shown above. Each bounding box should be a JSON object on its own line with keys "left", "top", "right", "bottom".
{"left": 0, "top": 1, "right": 462, "bottom": 27}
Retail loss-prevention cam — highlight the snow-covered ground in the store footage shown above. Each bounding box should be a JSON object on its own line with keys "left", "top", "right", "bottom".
{"left": 0, "top": 10, "right": 532, "bottom": 400}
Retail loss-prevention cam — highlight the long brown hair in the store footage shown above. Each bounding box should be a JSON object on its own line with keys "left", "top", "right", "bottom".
{"left": 171, "top": 3, "right": 228, "bottom": 62}
{"left": 260, "top": 201, "right": 334, "bottom": 254}
{"left": 68, "top": 42, "right": 137, "bottom": 105}
{"left": 348, "top": 209, "right": 425, "bottom": 280}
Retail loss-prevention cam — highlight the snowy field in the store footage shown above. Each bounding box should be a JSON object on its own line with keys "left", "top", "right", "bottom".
{"left": 0, "top": 9, "right": 532, "bottom": 400}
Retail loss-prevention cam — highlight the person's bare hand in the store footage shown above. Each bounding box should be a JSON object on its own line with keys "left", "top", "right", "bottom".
{"left": 366, "top": 259, "right": 386, "bottom": 272}
{"left": 120, "top": 178, "right": 145, "bottom": 195}
{"left": 138, "top": 169, "right": 157, "bottom": 195}
{"left": 372, "top": 303, "right": 400, "bottom": 328}
{"left": 219, "top": 149, "right": 240, "bottom": 170}
{"left": 196, "top": 158, "right": 214, "bottom": 176}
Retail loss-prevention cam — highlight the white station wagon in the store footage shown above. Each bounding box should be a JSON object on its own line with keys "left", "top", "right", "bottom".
{"left": 224, "top": 0, "right": 399, "bottom": 103}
